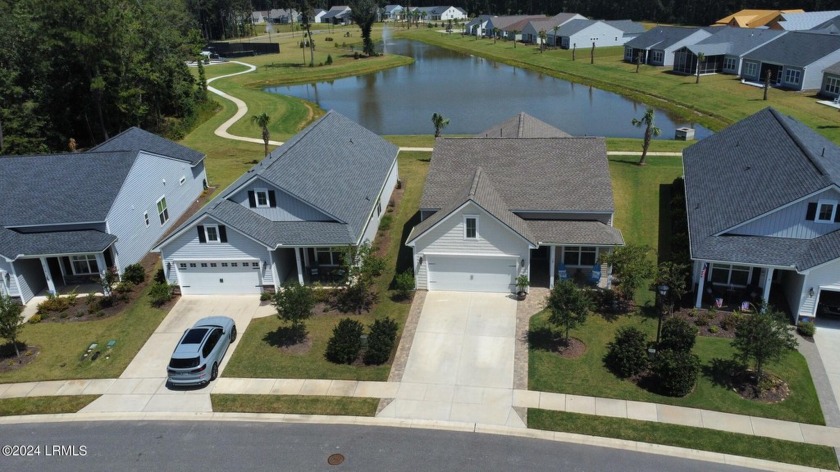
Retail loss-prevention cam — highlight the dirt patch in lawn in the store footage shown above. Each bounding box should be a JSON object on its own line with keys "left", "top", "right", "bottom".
{"left": 555, "top": 337, "right": 586, "bottom": 359}
{"left": 0, "top": 344, "right": 40, "bottom": 373}
{"left": 735, "top": 371, "right": 791, "bottom": 403}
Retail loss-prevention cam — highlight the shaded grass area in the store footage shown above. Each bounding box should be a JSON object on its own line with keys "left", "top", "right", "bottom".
{"left": 211, "top": 394, "right": 378, "bottom": 416}
{"left": 0, "top": 396, "right": 98, "bottom": 416}
{"left": 529, "top": 312, "right": 823, "bottom": 425}
{"left": 222, "top": 152, "right": 429, "bottom": 380}
{"left": 0, "top": 283, "right": 172, "bottom": 383}
{"left": 400, "top": 29, "right": 840, "bottom": 144}
{"left": 529, "top": 409, "right": 839, "bottom": 471}
{"left": 605, "top": 138, "right": 692, "bottom": 153}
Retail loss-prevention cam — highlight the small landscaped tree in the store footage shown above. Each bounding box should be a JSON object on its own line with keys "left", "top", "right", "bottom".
{"left": 273, "top": 282, "right": 315, "bottom": 342}
{"left": 605, "top": 326, "right": 649, "bottom": 378}
{"left": 326, "top": 317, "right": 364, "bottom": 364}
{"left": 251, "top": 112, "right": 271, "bottom": 157}
{"left": 653, "top": 261, "right": 690, "bottom": 314}
{"left": 0, "top": 295, "right": 24, "bottom": 358}
{"left": 695, "top": 52, "right": 705, "bottom": 84}
{"left": 732, "top": 308, "right": 797, "bottom": 385}
{"left": 631, "top": 107, "right": 661, "bottom": 166}
{"left": 546, "top": 279, "right": 592, "bottom": 345}
{"left": 538, "top": 30, "right": 547, "bottom": 52}
{"left": 600, "top": 245, "right": 656, "bottom": 303}
{"left": 658, "top": 316, "right": 697, "bottom": 353}
{"left": 492, "top": 27, "right": 500, "bottom": 44}
{"left": 431, "top": 112, "right": 450, "bottom": 138}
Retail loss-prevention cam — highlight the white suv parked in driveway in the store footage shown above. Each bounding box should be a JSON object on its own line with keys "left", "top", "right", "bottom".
{"left": 167, "top": 316, "right": 237, "bottom": 386}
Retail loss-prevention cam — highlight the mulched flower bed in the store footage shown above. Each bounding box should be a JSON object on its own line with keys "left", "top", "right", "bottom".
{"left": 671, "top": 307, "right": 742, "bottom": 339}
{"left": 734, "top": 371, "right": 791, "bottom": 403}
{"left": 0, "top": 345, "right": 40, "bottom": 373}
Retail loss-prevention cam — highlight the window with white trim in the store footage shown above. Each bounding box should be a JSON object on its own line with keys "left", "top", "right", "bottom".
{"left": 563, "top": 246, "right": 598, "bottom": 266}
{"left": 156, "top": 197, "right": 169, "bottom": 225}
{"left": 784, "top": 68, "right": 801, "bottom": 85}
{"left": 316, "top": 247, "right": 344, "bottom": 266}
{"left": 189, "top": 263, "right": 196, "bottom": 268}
{"left": 210, "top": 263, "right": 217, "bottom": 267}
{"left": 817, "top": 200, "right": 837, "bottom": 223}
{"left": 376, "top": 201, "right": 382, "bottom": 217}
{"left": 743, "top": 61, "right": 757, "bottom": 78}
{"left": 179, "top": 263, "right": 187, "bottom": 269}
{"left": 624, "top": 48, "right": 633, "bottom": 61}
{"left": 710, "top": 264, "right": 750, "bottom": 287}
{"left": 723, "top": 57, "right": 736, "bottom": 71}
{"left": 143, "top": 212, "right": 149, "bottom": 227}
{"left": 826, "top": 76, "right": 840, "bottom": 95}
{"left": 251, "top": 262, "right": 259, "bottom": 267}
{"left": 71, "top": 254, "right": 100, "bottom": 275}
{"left": 651, "top": 50, "right": 663, "bottom": 63}
{"left": 204, "top": 224, "right": 220, "bottom": 243}
{"left": 231, "top": 262, "right": 238, "bottom": 267}
{"left": 255, "top": 188, "right": 270, "bottom": 208}
{"left": 464, "top": 216, "right": 478, "bottom": 239}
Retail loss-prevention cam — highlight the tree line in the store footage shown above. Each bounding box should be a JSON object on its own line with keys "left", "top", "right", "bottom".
{"left": 0, "top": 0, "right": 205, "bottom": 154}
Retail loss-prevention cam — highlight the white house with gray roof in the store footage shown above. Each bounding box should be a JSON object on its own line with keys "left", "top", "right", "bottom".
{"left": 684, "top": 108, "right": 840, "bottom": 323}
{"left": 740, "top": 31, "right": 840, "bottom": 91}
{"left": 521, "top": 13, "right": 586, "bottom": 45}
{"left": 623, "top": 26, "right": 712, "bottom": 66}
{"left": 406, "top": 113, "right": 623, "bottom": 293}
{"left": 154, "top": 111, "right": 398, "bottom": 295}
{"left": 672, "top": 28, "right": 785, "bottom": 76}
{"left": 551, "top": 19, "right": 628, "bottom": 49}
{"left": 0, "top": 128, "right": 207, "bottom": 303}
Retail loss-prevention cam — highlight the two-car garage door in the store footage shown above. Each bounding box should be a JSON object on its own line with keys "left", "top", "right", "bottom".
{"left": 427, "top": 255, "right": 516, "bottom": 293}
{"left": 178, "top": 261, "right": 262, "bottom": 295}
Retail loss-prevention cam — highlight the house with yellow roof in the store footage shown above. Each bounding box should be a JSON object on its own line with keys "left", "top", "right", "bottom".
{"left": 714, "top": 9, "right": 804, "bottom": 28}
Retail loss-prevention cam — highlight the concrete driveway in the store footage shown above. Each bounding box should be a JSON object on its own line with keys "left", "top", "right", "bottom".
{"left": 378, "top": 292, "right": 523, "bottom": 427}
{"left": 80, "top": 295, "right": 274, "bottom": 414}
{"left": 815, "top": 317, "right": 840, "bottom": 421}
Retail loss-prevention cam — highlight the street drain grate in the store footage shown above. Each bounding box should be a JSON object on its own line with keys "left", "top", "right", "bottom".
{"left": 327, "top": 453, "right": 345, "bottom": 466}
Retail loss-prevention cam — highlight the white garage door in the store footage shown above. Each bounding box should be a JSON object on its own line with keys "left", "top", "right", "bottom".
{"left": 178, "top": 261, "right": 262, "bottom": 295}
{"left": 428, "top": 256, "right": 516, "bottom": 293}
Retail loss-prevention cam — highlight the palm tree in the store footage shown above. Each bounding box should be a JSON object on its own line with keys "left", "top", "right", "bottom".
{"left": 512, "top": 30, "right": 519, "bottom": 47}
{"left": 431, "top": 112, "right": 450, "bottom": 138}
{"left": 538, "top": 30, "right": 546, "bottom": 52}
{"left": 695, "top": 52, "right": 705, "bottom": 84}
{"left": 552, "top": 25, "right": 560, "bottom": 47}
{"left": 251, "top": 112, "right": 271, "bottom": 157}
{"left": 492, "top": 27, "right": 499, "bottom": 44}
{"left": 631, "top": 108, "right": 661, "bottom": 166}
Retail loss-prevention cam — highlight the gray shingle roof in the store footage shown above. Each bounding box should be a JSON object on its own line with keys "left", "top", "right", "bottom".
{"left": 777, "top": 11, "right": 840, "bottom": 30}
{"left": 476, "top": 112, "right": 571, "bottom": 138}
{"left": 824, "top": 61, "right": 840, "bottom": 75}
{"left": 605, "top": 20, "right": 645, "bottom": 35}
{"left": 745, "top": 31, "right": 840, "bottom": 67}
{"left": 527, "top": 220, "right": 624, "bottom": 246}
{"left": 91, "top": 127, "right": 204, "bottom": 165}
{"left": 0, "top": 228, "right": 117, "bottom": 259}
{"left": 684, "top": 107, "right": 840, "bottom": 270}
{"left": 421, "top": 137, "right": 613, "bottom": 213}
{"left": 556, "top": 19, "right": 598, "bottom": 37}
{"left": 164, "top": 110, "right": 397, "bottom": 249}
{"left": 0, "top": 151, "right": 137, "bottom": 226}
{"left": 624, "top": 26, "right": 704, "bottom": 50}
{"left": 686, "top": 28, "right": 785, "bottom": 57}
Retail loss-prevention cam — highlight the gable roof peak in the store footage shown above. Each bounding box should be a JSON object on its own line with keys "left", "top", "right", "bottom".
{"left": 767, "top": 107, "right": 829, "bottom": 177}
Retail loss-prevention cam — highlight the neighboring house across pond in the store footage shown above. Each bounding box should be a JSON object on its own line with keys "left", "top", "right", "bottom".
{"left": 383, "top": 5, "right": 404, "bottom": 21}
{"left": 313, "top": 9, "right": 327, "bottom": 23}
{"left": 251, "top": 11, "right": 269, "bottom": 25}
{"left": 465, "top": 15, "right": 493, "bottom": 36}
{"left": 769, "top": 10, "right": 840, "bottom": 30}
{"left": 406, "top": 113, "right": 623, "bottom": 293}
{"left": 623, "top": 26, "right": 712, "bottom": 66}
{"left": 268, "top": 8, "right": 300, "bottom": 24}
{"left": 714, "top": 9, "right": 801, "bottom": 28}
{"left": 604, "top": 20, "right": 646, "bottom": 42}
{"left": 740, "top": 31, "right": 840, "bottom": 90}
{"left": 155, "top": 111, "right": 399, "bottom": 295}
{"left": 416, "top": 6, "right": 467, "bottom": 21}
{"left": 522, "top": 13, "right": 586, "bottom": 45}
{"left": 0, "top": 128, "right": 207, "bottom": 304}
{"left": 684, "top": 107, "right": 840, "bottom": 324}
{"left": 485, "top": 15, "right": 544, "bottom": 40}
{"left": 322, "top": 6, "right": 353, "bottom": 25}
{"left": 671, "top": 28, "right": 785, "bottom": 76}
{"left": 820, "top": 61, "right": 840, "bottom": 98}
{"left": 551, "top": 19, "right": 628, "bottom": 49}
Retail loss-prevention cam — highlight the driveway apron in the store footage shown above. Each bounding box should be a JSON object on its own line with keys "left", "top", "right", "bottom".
{"left": 378, "top": 292, "right": 523, "bottom": 427}
{"left": 80, "top": 295, "right": 273, "bottom": 414}
{"left": 815, "top": 317, "right": 840, "bottom": 423}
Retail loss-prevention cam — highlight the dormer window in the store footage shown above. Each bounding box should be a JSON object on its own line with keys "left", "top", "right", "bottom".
{"left": 248, "top": 188, "right": 275, "bottom": 208}
{"left": 255, "top": 188, "right": 270, "bottom": 207}
{"left": 807, "top": 199, "right": 839, "bottom": 224}
{"left": 464, "top": 216, "right": 478, "bottom": 239}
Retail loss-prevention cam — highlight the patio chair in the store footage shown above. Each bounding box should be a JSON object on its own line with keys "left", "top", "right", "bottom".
{"left": 556, "top": 263, "right": 568, "bottom": 281}
{"left": 589, "top": 264, "right": 601, "bottom": 285}
{"left": 309, "top": 263, "right": 320, "bottom": 282}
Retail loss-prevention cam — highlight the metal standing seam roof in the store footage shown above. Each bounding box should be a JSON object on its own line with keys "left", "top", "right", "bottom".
{"left": 745, "top": 31, "right": 840, "bottom": 67}
{"left": 160, "top": 110, "right": 398, "bottom": 249}
{"left": 420, "top": 137, "right": 614, "bottom": 213}
{"left": 91, "top": 126, "right": 205, "bottom": 166}
{"left": 683, "top": 108, "right": 840, "bottom": 270}
{"left": 476, "top": 112, "right": 571, "bottom": 138}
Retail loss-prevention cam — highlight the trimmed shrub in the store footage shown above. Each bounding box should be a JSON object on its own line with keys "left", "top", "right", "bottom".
{"left": 326, "top": 318, "right": 364, "bottom": 364}
{"left": 604, "top": 327, "right": 649, "bottom": 378}
{"left": 335, "top": 279, "right": 378, "bottom": 314}
{"left": 154, "top": 268, "right": 166, "bottom": 284}
{"left": 149, "top": 282, "right": 173, "bottom": 307}
{"left": 122, "top": 263, "right": 146, "bottom": 285}
{"left": 28, "top": 314, "right": 42, "bottom": 324}
{"left": 720, "top": 312, "right": 742, "bottom": 331}
{"left": 378, "top": 214, "right": 393, "bottom": 231}
{"left": 652, "top": 349, "right": 700, "bottom": 397}
{"left": 363, "top": 317, "right": 399, "bottom": 365}
{"left": 326, "top": 54, "right": 333, "bottom": 65}
{"left": 797, "top": 320, "right": 816, "bottom": 337}
{"left": 37, "top": 293, "right": 70, "bottom": 314}
{"left": 393, "top": 270, "right": 415, "bottom": 301}
{"left": 658, "top": 317, "right": 697, "bottom": 353}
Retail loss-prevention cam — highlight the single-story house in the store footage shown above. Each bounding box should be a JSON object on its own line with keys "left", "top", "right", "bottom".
{"left": 770, "top": 10, "right": 840, "bottom": 30}
{"left": 268, "top": 9, "right": 300, "bottom": 24}
{"left": 485, "top": 15, "right": 544, "bottom": 40}
{"left": 740, "top": 31, "right": 840, "bottom": 91}
{"left": 0, "top": 128, "right": 207, "bottom": 303}
{"left": 322, "top": 6, "right": 353, "bottom": 25}
{"left": 551, "top": 19, "right": 628, "bottom": 49}
{"left": 313, "top": 9, "right": 327, "bottom": 23}
{"left": 522, "top": 13, "right": 586, "bottom": 45}
{"left": 416, "top": 6, "right": 467, "bottom": 21}
{"left": 820, "top": 61, "right": 840, "bottom": 98}
{"left": 672, "top": 28, "right": 785, "bottom": 76}
{"left": 251, "top": 11, "right": 269, "bottom": 25}
{"left": 604, "top": 20, "right": 646, "bottom": 41}
{"left": 465, "top": 15, "right": 493, "bottom": 36}
{"left": 406, "top": 113, "right": 623, "bottom": 293}
{"left": 623, "top": 26, "right": 712, "bottom": 66}
{"left": 684, "top": 107, "right": 840, "bottom": 324}
{"left": 383, "top": 5, "right": 404, "bottom": 21}
{"left": 155, "top": 111, "right": 398, "bottom": 295}
{"left": 715, "top": 9, "right": 801, "bottom": 28}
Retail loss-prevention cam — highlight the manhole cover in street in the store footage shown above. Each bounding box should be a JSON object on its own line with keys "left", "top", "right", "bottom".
{"left": 327, "top": 453, "right": 345, "bottom": 465}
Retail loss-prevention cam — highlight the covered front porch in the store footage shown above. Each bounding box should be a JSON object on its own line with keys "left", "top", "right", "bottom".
{"left": 692, "top": 261, "right": 795, "bottom": 313}
{"left": 273, "top": 246, "right": 350, "bottom": 288}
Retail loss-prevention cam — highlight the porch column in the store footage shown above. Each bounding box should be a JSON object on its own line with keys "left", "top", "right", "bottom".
{"left": 95, "top": 253, "right": 107, "bottom": 276}
{"left": 762, "top": 267, "right": 774, "bottom": 305}
{"left": 549, "top": 246, "right": 556, "bottom": 289}
{"left": 695, "top": 261, "right": 706, "bottom": 308}
{"left": 303, "top": 247, "right": 310, "bottom": 267}
{"left": 56, "top": 257, "right": 67, "bottom": 286}
{"left": 269, "top": 249, "right": 280, "bottom": 290}
{"left": 39, "top": 257, "right": 57, "bottom": 295}
{"left": 295, "top": 248, "right": 304, "bottom": 285}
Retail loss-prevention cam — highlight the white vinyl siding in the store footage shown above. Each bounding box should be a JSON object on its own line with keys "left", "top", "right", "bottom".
{"left": 359, "top": 158, "right": 399, "bottom": 246}
{"left": 12, "top": 259, "right": 46, "bottom": 303}
{"left": 229, "top": 180, "right": 331, "bottom": 221}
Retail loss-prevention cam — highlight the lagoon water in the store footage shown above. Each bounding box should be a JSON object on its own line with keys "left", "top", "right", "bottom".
{"left": 266, "top": 35, "right": 712, "bottom": 139}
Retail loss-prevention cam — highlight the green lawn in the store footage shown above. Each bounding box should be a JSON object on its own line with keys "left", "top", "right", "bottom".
{"left": 211, "top": 394, "right": 378, "bottom": 416}
{"left": 399, "top": 29, "right": 840, "bottom": 144}
{"left": 529, "top": 311, "right": 823, "bottom": 425}
{"left": 221, "top": 152, "right": 429, "bottom": 380}
{"left": 0, "top": 396, "right": 99, "bottom": 416}
{"left": 529, "top": 410, "right": 839, "bottom": 470}
{"left": 0, "top": 283, "right": 172, "bottom": 383}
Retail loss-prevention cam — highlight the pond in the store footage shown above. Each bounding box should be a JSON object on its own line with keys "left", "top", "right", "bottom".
{"left": 266, "top": 35, "right": 712, "bottom": 139}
